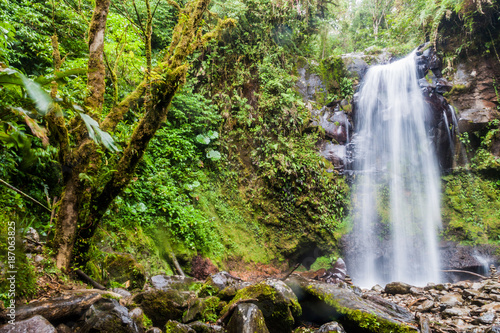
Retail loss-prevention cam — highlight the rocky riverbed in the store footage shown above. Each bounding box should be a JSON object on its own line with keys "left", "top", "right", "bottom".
{"left": 2, "top": 264, "right": 500, "bottom": 333}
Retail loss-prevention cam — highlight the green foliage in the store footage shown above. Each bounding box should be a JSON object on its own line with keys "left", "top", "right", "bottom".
{"left": 442, "top": 172, "right": 500, "bottom": 245}
{"left": 0, "top": 213, "right": 38, "bottom": 303}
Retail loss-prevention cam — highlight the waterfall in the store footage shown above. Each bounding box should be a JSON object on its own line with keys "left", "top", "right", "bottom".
{"left": 349, "top": 51, "right": 442, "bottom": 287}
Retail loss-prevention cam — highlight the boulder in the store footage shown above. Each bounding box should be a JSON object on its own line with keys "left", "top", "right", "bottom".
{"left": 104, "top": 253, "right": 146, "bottom": 290}
{"left": 440, "top": 293, "right": 463, "bottom": 307}
{"left": 188, "top": 321, "right": 224, "bottom": 333}
{"left": 385, "top": 282, "right": 413, "bottom": 295}
{"left": 78, "top": 298, "right": 142, "bottom": 333}
{"left": 146, "top": 328, "right": 162, "bottom": 333}
{"left": 222, "top": 279, "right": 301, "bottom": 333}
{"left": 200, "top": 272, "right": 250, "bottom": 300}
{"left": 133, "top": 289, "right": 195, "bottom": 328}
{"left": 150, "top": 275, "right": 194, "bottom": 291}
{"left": 0, "top": 315, "right": 56, "bottom": 333}
{"left": 165, "top": 320, "right": 195, "bottom": 333}
{"left": 182, "top": 296, "right": 220, "bottom": 323}
{"left": 286, "top": 276, "right": 418, "bottom": 333}
{"left": 226, "top": 303, "right": 269, "bottom": 333}
{"left": 316, "top": 321, "right": 346, "bottom": 333}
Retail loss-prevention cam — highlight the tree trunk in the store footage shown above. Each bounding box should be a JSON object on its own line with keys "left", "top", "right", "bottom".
{"left": 52, "top": 0, "right": 230, "bottom": 270}
{"left": 86, "top": 0, "right": 111, "bottom": 112}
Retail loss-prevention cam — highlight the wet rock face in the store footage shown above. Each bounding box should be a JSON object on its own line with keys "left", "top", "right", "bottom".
{"left": 415, "top": 45, "right": 457, "bottom": 171}
{"left": 447, "top": 60, "right": 500, "bottom": 134}
{"left": 226, "top": 303, "right": 270, "bottom": 333}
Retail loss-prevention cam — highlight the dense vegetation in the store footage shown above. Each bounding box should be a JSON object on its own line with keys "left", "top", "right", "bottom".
{"left": 0, "top": 0, "right": 499, "bottom": 301}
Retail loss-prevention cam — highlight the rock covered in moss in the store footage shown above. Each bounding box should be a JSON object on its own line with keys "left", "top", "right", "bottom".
{"left": 104, "top": 253, "right": 146, "bottom": 290}
{"left": 199, "top": 271, "right": 250, "bottom": 300}
{"left": 165, "top": 320, "right": 195, "bottom": 333}
{"left": 78, "top": 298, "right": 142, "bottom": 333}
{"left": 182, "top": 296, "right": 220, "bottom": 323}
{"left": 222, "top": 278, "right": 301, "bottom": 333}
{"left": 133, "top": 289, "right": 195, "bottom": 328}
{"left": 226, "top": 303, "right": 269, "bottom": 333}
{"left": 286, "top": 275, "right": 417, "bottom": 333}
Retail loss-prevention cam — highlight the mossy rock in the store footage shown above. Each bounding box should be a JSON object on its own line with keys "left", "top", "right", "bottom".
{"left": 104, "top": 253, "right": 146, "bottom": 290}
{"left": 286, "top": 276, "right": 418, "bottom": 333}
{"left": 222, "top": 279, "right": 301, "bottom": 333}
{"left": 182, "top": 296, "right": 220, "bottom": 323}
{"left": 165, "top": 320, "right": 195, "bottom": 333}
{"left": 133, "top": 289, "right": 196, "bottom": 328}
{"left": 227, "top": 303, "right": 269, "bottom": 333}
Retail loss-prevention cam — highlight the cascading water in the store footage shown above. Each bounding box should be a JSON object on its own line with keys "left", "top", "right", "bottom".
{"left": 348, "top": 51, "right": 442, "bottom": 287}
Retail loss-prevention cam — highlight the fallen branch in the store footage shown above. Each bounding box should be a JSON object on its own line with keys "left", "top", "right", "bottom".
{"left": 441, "top": 269, "right": 487, "bottom": 280}
{"left": 170, "top": 251, "right": 185, "bottom": 277}
{"left": 281, "top": 262, "right": 301, "bottom": 281}
{"left": 75, "top": 268, "right": 106, "bottom": 290}
{"left": 216, "top": 298, "right": 258, "bottom": 325}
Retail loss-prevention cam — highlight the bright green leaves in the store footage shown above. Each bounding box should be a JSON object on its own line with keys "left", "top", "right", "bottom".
{"left": 195, "top": 131, "right": 222, "bottom": 162}
{"left": 0, "top": 67, "right": 52, "bottom": 115}
{"left": 195, "top": 134, "right": 211, "bottom": 145}
{"left": 206, "top": 149, "right": 221, "bottom": 161}
{"left": 79, "top": 113, "right": 121, "bottom": 153}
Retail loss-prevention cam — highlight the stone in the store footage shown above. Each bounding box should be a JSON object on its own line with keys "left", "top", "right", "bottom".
{"left": 112, "top": 288, "right": 132, "bottom": 297}
{"left": 318, "top": 258, "right": 347, "bottom": 284}
{"left": 222, "top": 278, "right": 301, "bottom": 333}
{"left": 188, "top": 321, "right": 225, "bottom": 333}
{"left": 482, "top": 303, "right": 500, "bottom": 312}
{"left": 442, "top": 307, "right": 469, "bottom": 317}
{"left": 286, "top": 276, "right": 417, "bottom": 332}
{"left": 201, "top": 272, "right": 249, "bottom": 301}
{"left": 56, "top": 323, "right": 72, "bottom": 333}
{"left": 486, "top": 325, "right": 500, "bottom": 333}
{"left": 226, "top": 303, "right": 269, "bottom": 333}
{"left": 385, "top": 282, "right": 413, "bottom": 295}
{"left": 150, "top": 275, "right": 194, "bottom": 291}
{"left": 133, "top": 289, "right": 195, "bottom": 328}
{"left": 146, "top": 328, "right": 162, "bottom": 333}
{"left": 475, "top": 311, "right": 496, "bottom": 325}
{"left": 440, "top": 293, "right": 463, "bottom": 307}
{"left": 165, "top": 320, "right": 195, "bottom": 333}
{"left": 104, "top": 253, "right": 146, "bottom": 290}
{"left": 182, "top": 296, "right": 220, "bottom": 323}
{"left": 371, "top": 285, "right": 384, "bottom": 293}
{"left": 417, "top": 300, "right": 434, "bottom": 312}
{"left": 78, "top": 298, "right": 142, "bottom": 333}
{"left": 129, "top": 307, "right": 144, "bottom": 321}
{"left": 316, "top": 321, "right": 346, "bottom": 333}
{"left": 0, "top": 315, "right": 56, "bottom": 333}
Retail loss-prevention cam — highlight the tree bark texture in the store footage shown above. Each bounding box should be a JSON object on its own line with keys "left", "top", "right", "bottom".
{"left": 85, "top": 0, "right": 111, "bottom": 112}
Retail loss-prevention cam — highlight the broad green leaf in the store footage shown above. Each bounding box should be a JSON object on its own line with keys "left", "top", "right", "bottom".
{"left": 20, "top": 74, "right": 51, "bottom": 115}
{"left": 206, "top": 149, "right": 221, "bottom": 161}
{"left": 79, "top": 112, "right": 120, "bottom": 152}
{"left": 195, "top": 134, "right": 210, "bottom": 145}
{"left": 207, "top": 130, "right": 219, "bottom": 140}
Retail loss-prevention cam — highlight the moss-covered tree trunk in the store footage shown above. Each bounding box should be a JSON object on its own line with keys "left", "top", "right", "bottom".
{"left": 52, "top": 0, "right": 234, "bottom": 270}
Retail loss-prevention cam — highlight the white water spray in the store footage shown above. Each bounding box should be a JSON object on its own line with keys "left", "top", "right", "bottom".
{"left": 350, "top": 51, "right": 442, "bottom": 287}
